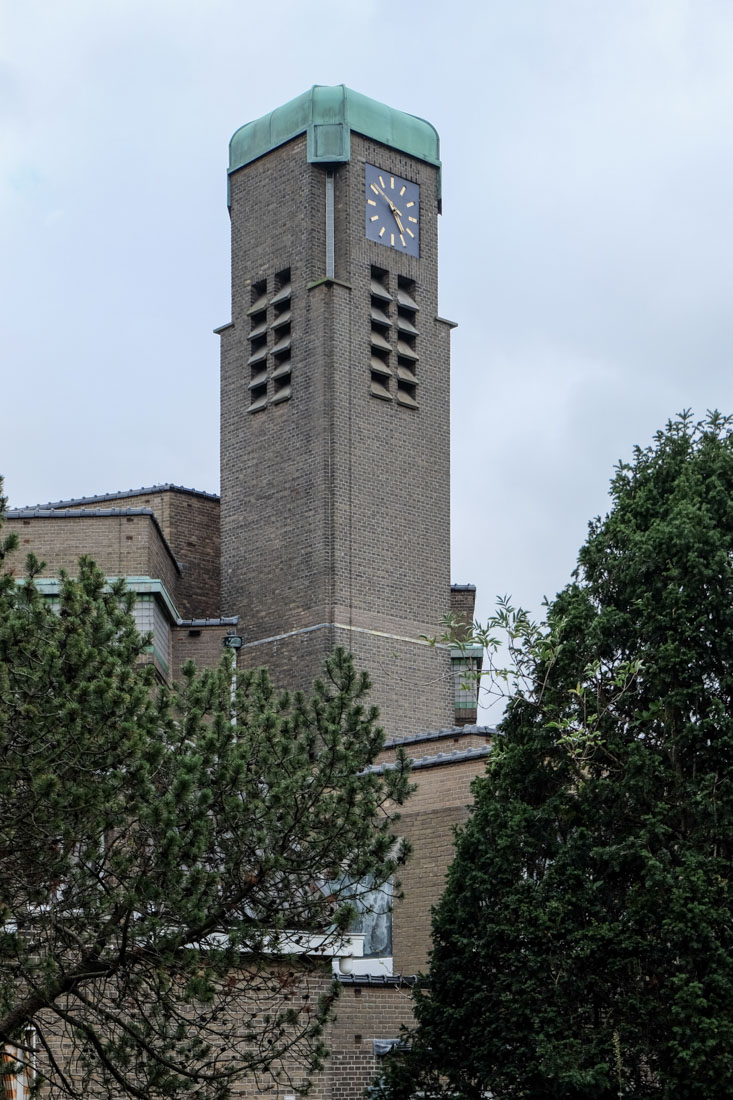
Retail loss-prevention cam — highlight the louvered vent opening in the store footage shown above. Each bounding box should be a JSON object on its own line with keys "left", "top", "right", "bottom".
{"left": 270, "top": 270, "right": 291, "bottom": 308}
{"left": 247, "top": 284, "right": 268, "bottom": 316}
{"left": 246, "top": 269, "right": 293, "bottom": 413}
{"left": 396, "top": 277, "right": 419, "bottom": 408}
{"left": 396, "top": 284, "right": 418, "bottom": 312}
{"left": 270, "top": 268, "right": 292, "bottom": 403}
{"left": 370, "top": 267, "right": 392, "bottom": 400}
{"left": 248, "top": 279, "right": 268, "bottom": 411}
{"left": 272, "top": 375, "right": 291, "bottom": 404}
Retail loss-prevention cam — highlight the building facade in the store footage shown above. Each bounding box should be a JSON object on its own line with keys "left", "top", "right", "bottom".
{"left": 220, "top": 85, "right": 455, "bottom": 739}
{"left": 5, "top": 87, "right": 490, "bottom": 1098}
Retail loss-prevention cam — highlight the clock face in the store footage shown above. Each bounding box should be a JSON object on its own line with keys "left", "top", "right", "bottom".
{"left": 365, "top": 164, "right": 420, "bottom": 258}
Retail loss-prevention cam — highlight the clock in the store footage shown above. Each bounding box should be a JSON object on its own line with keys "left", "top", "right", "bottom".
{"left": 365, "top": 163, "right": 420, "bottom": 258}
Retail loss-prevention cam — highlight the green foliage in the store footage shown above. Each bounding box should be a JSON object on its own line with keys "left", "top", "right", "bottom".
{"left": 378, "top": 411, "right": 733, "bottom": 1100}
{"left": 0, "top": 479, "right": 409, "bottom": 1099}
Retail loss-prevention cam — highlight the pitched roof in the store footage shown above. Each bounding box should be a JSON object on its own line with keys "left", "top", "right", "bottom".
{"left": 28, "top": 484, "right": 219, "bottom": 509}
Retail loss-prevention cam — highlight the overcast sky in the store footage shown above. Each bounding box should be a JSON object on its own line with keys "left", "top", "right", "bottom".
{"left": 3, "top": 0, "right": 733, "bottom": 712}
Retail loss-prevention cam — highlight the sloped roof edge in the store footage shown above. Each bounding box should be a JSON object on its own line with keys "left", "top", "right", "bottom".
{"left": 364, "top": 744, "right": 491, "bottom": 775}
{"left": 383, "top": 725, "right": 494, "bottom": 750}
{"left": 27, "top": 484, "right": 219, "bottom": 510}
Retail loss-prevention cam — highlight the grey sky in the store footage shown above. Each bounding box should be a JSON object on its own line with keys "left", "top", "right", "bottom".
{"left": 3, "top": 0, "right": 733, "bottom": 714}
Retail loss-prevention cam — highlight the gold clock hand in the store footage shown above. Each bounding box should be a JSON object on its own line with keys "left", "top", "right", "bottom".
{"left": 373, "top": 182, "right": 402, "bottom": 217}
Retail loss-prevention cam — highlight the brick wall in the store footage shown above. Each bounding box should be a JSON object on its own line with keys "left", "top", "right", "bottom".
{"left": 4, "top": 514, "right": 180, "bottom": 599}
{"left": 220, "top": 136, "right": 332, "bottom": 644}
{"left": 234, "top": 627, "right": 453, "bottom": 742}
{"left": 166, "top": 492, "right": 220, "bottom": 618}
{"left": 327, "top": 982, "right": 417, "bottom": 1100}
{"left": 449, "top": 584, "right": 477, "bottom": 640}
{"left": 37, "top": 967, "right": 418, "bottom": 1100}
{"left": 57, "top": 489, "right": 221, "bottom": 619}
{"left": 220, "top": 132, "right": 454, "bottom": 738}
{"left": 40, "top": 963, "right": 336, "bottom": 1100}
{"left": 375, "top": 727, "right": 492, "bottom": 766}
{"left": 171, "top": 621, "right": 237, "bottom": 680}
{"left": 391, "top": 756, "right": 485, "bottom": 974}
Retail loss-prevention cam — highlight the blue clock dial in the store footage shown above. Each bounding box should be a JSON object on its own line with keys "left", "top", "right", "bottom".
{"left": 365, "top": 163, "right": 420, "bottom": 258}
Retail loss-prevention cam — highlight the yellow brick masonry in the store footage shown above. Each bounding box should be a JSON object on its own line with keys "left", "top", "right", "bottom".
{"left": 60, "top": 489, "right": 221, "bottom": 619}
{"left": 4, "top": 513, "right": 180, "bottom": 600}
{"left": 37, "top": 486, "right": 221, "bottom": 619}
{"left": 389, "top": 748, "right": 491, "bottom": 974}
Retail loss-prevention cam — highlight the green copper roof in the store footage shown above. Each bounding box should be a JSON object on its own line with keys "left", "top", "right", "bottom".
{"left": 228, "top": 84, "right": 441, "bottom": 198}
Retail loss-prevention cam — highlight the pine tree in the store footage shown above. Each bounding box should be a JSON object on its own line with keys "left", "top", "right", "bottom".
{"left": 379, "top": 411, "right": 733, "bottom": 1100}
{"left": 0, "top": 480, "right": 409, "bottom": 1099}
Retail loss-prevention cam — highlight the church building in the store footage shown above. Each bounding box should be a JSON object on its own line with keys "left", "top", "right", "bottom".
{"left": 6, "top": 86, "right": 492, "bottom": 1097}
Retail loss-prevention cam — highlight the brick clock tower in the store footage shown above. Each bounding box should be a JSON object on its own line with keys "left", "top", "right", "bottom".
{"left": 218, "top": 86, "right": 455, "bottom": 737}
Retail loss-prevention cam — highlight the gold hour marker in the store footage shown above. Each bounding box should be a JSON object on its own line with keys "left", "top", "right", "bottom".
{"left": 399, "top": 185, "right": 406, "bottom": 196}
{"left": 379, "top": 226, "right": 385, "bottom": 237}
{"left": 390, "top": 176, "right": 395, "bottom": 189}
{"left": 368, "top": 198, "right": 376, "bottom": 206}
{"left": 406, "top": 201, "right": 415, "bottom": 208}
{"left": 400, "top": 234, "right": 406, "bottom": 247}
{"left": 408, "top": 216, "right": 417, "bottom": 223}
{"left": 379, "top": 176, "right": 385, "bottom": 188}
{"left": 390, "top": 232, "right": 395, "bottom": 246}
{"left": 371, "top": 183, "right": 379, "bottom": 194}
{"left": 406, "top": 227, "right": 414, "bottom": 238}
{"left": 370, "top": 215, "right": 379, "bottom": 221}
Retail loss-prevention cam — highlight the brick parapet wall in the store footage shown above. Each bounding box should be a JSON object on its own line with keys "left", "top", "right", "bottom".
{"left": 56, "top": 489, "right": 221, "bottom": 619}
{"left": 171, "top": 621, "right": 238, "bottom": 680}
{"left": 4, "top": 514, "right": 180, "bottom": 601}
{"left": 376, "top": 726, "right": 493, "bottom": 765}
{"left": 449, "top": 585, "right": 477, "bottom": 640}
{"left": 166, "top": 492, "right": 220, "bottom": 618}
